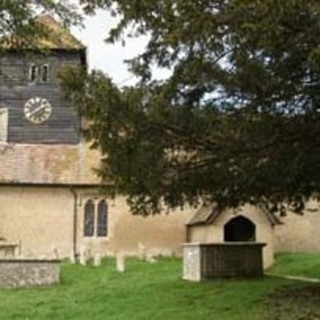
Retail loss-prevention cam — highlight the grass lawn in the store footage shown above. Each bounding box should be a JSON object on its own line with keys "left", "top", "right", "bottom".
{"left": 0, "top": 254, "right": 318, "bottom": 320}
{"left": 268, "top": 252, "right": 320, "bottom": 278}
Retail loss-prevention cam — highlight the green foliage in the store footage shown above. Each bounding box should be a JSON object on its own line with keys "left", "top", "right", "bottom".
{"left": 0, "top": 0, "right": 81, "bottom": 50}
{"left": 65, "top": 1, "right": 320, "bottom": 214}
{"left": 0, "top": 257, "right": 317, "bottom": 320}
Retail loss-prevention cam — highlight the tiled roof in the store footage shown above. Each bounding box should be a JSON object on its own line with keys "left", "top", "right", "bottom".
{"left": 186, "top": 203, "right": 220, "bottom": 226}
{"left": 187, "top": 203, "right": 283, "bottom": 226}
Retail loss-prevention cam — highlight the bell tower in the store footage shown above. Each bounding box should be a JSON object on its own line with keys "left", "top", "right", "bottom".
{"left": 0, "top": 14, "right": 86, "bottom": 145}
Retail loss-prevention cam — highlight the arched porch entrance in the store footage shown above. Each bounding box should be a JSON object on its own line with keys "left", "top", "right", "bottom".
{"left": 224, "top": 216, "right": 256, "bottom": 242}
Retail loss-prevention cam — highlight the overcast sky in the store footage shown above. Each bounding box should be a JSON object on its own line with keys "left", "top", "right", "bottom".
{"left": 71, "top": 9, "right": 172, "bottom": 87}
{"left": 72, "top": 10, "right": 148, "bottom": 86}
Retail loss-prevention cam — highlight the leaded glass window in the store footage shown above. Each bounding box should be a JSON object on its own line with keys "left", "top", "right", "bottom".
{"left": 84, "top": 199, "right": 94, "bottom": 237}
{"left": 97, "top": 200, "right": 108, "bottom": 237}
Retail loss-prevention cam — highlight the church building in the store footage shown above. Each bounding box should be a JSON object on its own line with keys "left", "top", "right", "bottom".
{"left": 0, "top": 15, "right": 318, "bottom": 267}
{"left": 0, "top": 15, "right": 191, "bottom": 260}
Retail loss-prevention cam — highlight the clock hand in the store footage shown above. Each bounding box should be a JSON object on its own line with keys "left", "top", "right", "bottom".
{"left": 29, "top": 105, "right": 46, "bottom": 117}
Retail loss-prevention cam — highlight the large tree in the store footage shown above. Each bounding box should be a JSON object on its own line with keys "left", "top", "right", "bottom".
{"left": 62, "top": 0, "right": 320, "bottom": 214}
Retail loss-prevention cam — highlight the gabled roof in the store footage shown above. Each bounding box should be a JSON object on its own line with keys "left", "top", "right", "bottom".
{"left": 187, "top": 203, "right": 283, "bottom": 226}
{"left": 259, "top": 205, "right": 284, "bottom": 226}
{"left": 35, "top": 14, "right": 85, "bottom": 50}
{"left": 186, "top": 203, "right": 221, "bottom": 226}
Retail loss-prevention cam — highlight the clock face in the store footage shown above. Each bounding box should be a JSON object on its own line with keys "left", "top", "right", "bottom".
{"left": 24, "top": 97, "right": 52, "bottom": 124}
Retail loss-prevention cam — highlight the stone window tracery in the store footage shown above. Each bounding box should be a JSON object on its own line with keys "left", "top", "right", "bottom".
{"left": 97, "top": 200, "right": 108, "bottom": 237}
{"left": 83, "top": 199, "right": 108, "bottom": 238}
{"left": 84, "top": 199, "right": 94, "bottom": 237}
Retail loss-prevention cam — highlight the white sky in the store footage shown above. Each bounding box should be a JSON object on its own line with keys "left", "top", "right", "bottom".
{"left": 72, "top": 10, "right": 148, "bottom": 86}
{"left": 72, "top": 9, "right": 171, "bottom": 87}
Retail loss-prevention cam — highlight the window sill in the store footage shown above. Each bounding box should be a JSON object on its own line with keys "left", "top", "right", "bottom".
{"left": 82, "top": 237, "right": 109, "bottom": 242}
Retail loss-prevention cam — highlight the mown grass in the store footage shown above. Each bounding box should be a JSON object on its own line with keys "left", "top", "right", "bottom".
{"left": 0, "top": 254, "right": 318, "bottom": 320}
{"left": 268, "top": 252, "right": 320, "bottom": 278}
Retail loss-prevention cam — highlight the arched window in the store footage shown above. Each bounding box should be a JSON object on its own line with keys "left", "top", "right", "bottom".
{"left": 84, "top": 199, "right": 94, "bottom": 237}
{"left": 97, "top": 200, "right": 108, "bottom": 237}
{"left": 224, "top": 216, "right": 256, "bottom": 242}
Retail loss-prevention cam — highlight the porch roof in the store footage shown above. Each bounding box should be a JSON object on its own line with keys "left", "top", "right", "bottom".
{"left": 187, "top": 203, "right": 283, "bottom": 227}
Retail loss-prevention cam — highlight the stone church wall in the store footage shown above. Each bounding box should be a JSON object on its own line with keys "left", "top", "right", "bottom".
{"left": 0, "top": 184, "right": 319, "bottom": 263}
{"left": 274, "top": 202, "right": 320, "bottom": 253}
{"left": 0, "top": 186, "right": 74, "bottom": 258}
{"left": 76, "top": 194, "right": 194, "bottom": 258}
{"left": 0, "top": 186, "right": 194, "bottom": 259}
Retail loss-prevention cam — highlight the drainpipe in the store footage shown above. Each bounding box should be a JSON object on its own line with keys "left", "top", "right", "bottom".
{"left": 185, "top": 224, "right": 191, "bottom": 243}
{"left": 70, "top": 187, "right": 78, "bottom": 261}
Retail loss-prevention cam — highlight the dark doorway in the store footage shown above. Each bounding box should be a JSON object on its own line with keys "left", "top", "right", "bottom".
{"left": 224, "top": 216, "right": 256, "bottom": 242}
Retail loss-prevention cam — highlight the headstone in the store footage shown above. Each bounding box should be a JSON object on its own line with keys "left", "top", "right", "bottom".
{"left": 137, "top": 242, "right": 147, "bottom": 260}
{"left": 79, "top": 246, "right": 87, "bottom": 266}
{"left": 69, "top": 251, "right": 76, "bottom": 264}
{"left": 116, "top": 253, "right": 125, "bottom": 273}
{"left": 93, "top": 253, "right": 101, "bottom": 267}
{"left": 146, "top": 253, "right": 157, "bottom": 264}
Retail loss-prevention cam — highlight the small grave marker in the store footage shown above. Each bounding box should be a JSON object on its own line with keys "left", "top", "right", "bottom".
{"left": 79, "top": 246, "right": 87, "bottom": 266}
{"left": 93, "top": 253, "right": 101, "bottom": 267}
{"left": 138, "top": 242, "right": 147, "bottom": 261}
{"left": 116, "top": 253, "right": 125, "bottom": 272}
{"left": 146, "top": 253, "right": 157, "bottom": 264}
{"left": 69, "top": 251, "right": 76, "bottom": 264}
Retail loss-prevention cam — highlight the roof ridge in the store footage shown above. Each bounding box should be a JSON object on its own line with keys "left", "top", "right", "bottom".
{"left": 187, "top": 203, "right": 283, "bottom": 226}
